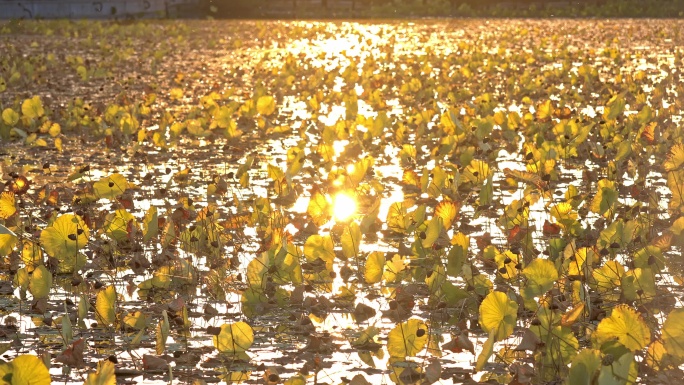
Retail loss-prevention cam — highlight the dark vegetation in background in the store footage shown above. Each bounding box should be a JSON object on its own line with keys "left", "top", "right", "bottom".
{"left": 204, "top": 0, "right": 684, "bottom": 18}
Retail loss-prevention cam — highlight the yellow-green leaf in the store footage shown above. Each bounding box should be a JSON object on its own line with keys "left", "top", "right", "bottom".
{"left": 664, "top": 143, "right": 684, "bottom": 172}
{"left": 21, "top": 96, "right": 45, "bottom": 120}
{"left": 435, "top": 200, "right": 459, "bottom": 229}
{"left": 522, "top": 258, "right": 559, "bottom": 299}
{"left": 256, "top": 95, "right": 276, "bottom": 116}
{"left": 28, "top": 265, "right": 52, "bottom": 299}
{"left": 364, "top": 252, "right": 385, "bottom": 284}
{"left": 213, "top": 321, "right": 254, "bottom": 354}
{"left": 156, "top": 310, "right": 169, "bottom": 355}
{"left": 95, "top": 286, "right": 116, "bottom": 327}
{"left": 479, "top": 291, "right": 517, "bottom": 341}
{"left": 2, "top": 108, "right": 19, "bottom": 126}
{"left": 307, "top": 192, "right": 331, "bottom": 227}
{"left": 341, "top": 222, "right": 361, "bottom": 260}
{"left": 93, "top": 173, "right": 127, "bottom": 200}
{"left": 422, "top": 216, "right": 443, "bottom": 248}
{"left": 590, "top": 179, "right": 618, "bottom": 217}
{"left": 387, "top": 319, "right": 428, "bottom": 358}
{"left": 84, "top": 360, "right": 116, "bottom": 385}
{"left": 475, "top": 330, "right": 496, "bottom": 371}
{"left": 40, "top": 213, "right": 89, "bottom": 259}
{"left": 662, "top": 308, "right": 684, "bottom": 359}
{"left": 0, "top": 354, "right": 51, "bottom": 385}
{"left": 142, "top": 206, "right": 158, "bottom": 243}
{"left": 0, "top": 192, "right": 16, "bottom": 219}
{"left": 593, "top": 304, "right": 650, "bottom": 351}
{"left": 303, "top": 234, "right": 334, "bottom": 266}
{"left": 568, "top": 349, "right": 601, "bottom": 385}
{"left": 124, "top": 311, "right": 147, "bottom": 330}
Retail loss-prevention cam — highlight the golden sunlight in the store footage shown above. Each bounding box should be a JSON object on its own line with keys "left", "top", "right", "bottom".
{"left": 333, "top": 192, "right": 357, "bottom": 222}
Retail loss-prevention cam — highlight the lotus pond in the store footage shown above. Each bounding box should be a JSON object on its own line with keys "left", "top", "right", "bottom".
{"left": 1, "top": 18, "right": 684, "bottom": 385}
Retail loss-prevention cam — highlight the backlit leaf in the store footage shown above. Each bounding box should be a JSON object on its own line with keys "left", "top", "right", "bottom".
{"left": 479, "top": 291, "right": 517, "bottom": 341}
{"left": 0, "top": 354, "right": 51, "bottom": 385}
{"left": 593, "top": 304, "right": 650, "bottom": 351}
{"left": 387, "top": 319, "right": 428, "bottom": 358}
{"left": 256, "top": 95, "right": 276, "bottom": 116}
{"left": 307, "top": 192, "right": 331, "bottom": 226}
{"left": 664, "top": 143, "right": 684, "bottom": 172}
{"left": 568, "top": 349, "right": 601, "bottom": 385}
{"left": 21, "top": 96, "right": 44, "bottom": 120}
{"left": 213, "top": 321, "right": 254, "bottom": 354}
{"left": 364, "top": 251, "right": 384, "bottom": 284}
{"left": 590, "top": 179, "right": 618, "bottom": 217}
{"left": 142, "top": 206, "right": 158, "bottom": 243}
{"left": 2, "top": 108, "right": 19, "bottom": 126}
{"left": 422, "top": 216, "right": 443, "bottom": 248}
{"left": 522, "top": 258, "right": 558, "bottom": 299}
{"left": 40, "top": 214, "right": 89, "bottom": 263}
{"left": 0, "top": 192, "right": 16, "bottom": 219}
{"left": 95, "top": 286, "right": 116, "bottom": 327}
{"left": 475, "top": 330, "right": 496, "bottom": 371}
{"left": 93, "top": 173, "right": 127, "bottom": 200}
{"left": 84, "top": 360, "right": 116, "bottom": 385}
{"left": 662, "top": 308, "right": 684, "bottom": 359}
{"left": 341, "top": 222, "right": 361, "bottom": 259}
{"left": 28, "top": 265, "right": 52, "bottom": 299}
{"left": 303, "top": 234, "right": 334, "bottom": 266}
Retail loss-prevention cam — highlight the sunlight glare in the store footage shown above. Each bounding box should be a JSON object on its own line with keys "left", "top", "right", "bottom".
{"left": 333, "top": 192, "right": 357, "bottom": 222}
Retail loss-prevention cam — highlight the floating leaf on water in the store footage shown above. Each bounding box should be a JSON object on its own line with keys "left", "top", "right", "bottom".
{"left": 503, "top": 169, "right": 542, "bottom": 190}
{"left": 55, "top": 338, "right": 85, "bottom": 368}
